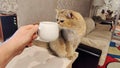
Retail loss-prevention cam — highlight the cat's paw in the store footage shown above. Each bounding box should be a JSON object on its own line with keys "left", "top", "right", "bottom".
{"left": 67, "top": 52, "right": 78, "bottom": 60}
{"left": 67, "top": 56, "right": 73, "bottom": 60}
{"left": 66, "top": 51, "right": 74, "bottom": 59}
{"left": 57, "top": 51, "right": 67, "bottom": 57}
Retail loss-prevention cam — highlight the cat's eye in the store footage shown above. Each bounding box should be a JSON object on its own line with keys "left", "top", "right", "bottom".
{"left": 60, "top": 20, "right": 64, "bottom": 23}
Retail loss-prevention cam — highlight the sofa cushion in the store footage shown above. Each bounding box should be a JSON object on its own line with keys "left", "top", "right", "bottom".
{"left": 84, "top": 17, "right": 95, "bottom": 34}
{"left": 81, "top": 30, "right": 112, "bottom": 66}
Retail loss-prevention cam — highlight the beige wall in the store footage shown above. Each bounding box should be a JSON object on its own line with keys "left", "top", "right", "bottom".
{"left": 17, "top": 0, "right": 91, "bottom": 26}
{"left": 57, "top": 0, "right": 91, "bottom": 17}
{"left": 17, "top": 0, "right": 57, "bottom": 26}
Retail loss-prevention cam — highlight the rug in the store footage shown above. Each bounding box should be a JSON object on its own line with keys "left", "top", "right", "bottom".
{"left": 98, "top": 56, "right": 119, "bottom": 68}
{"left": 107, "top": 62, "right": 120, "bottom": 68}
{"left": 108, "top": 41, "right": 120, "bottom": 58}
{"left": 98, "top": 40, "right": 120, "bottom": 68}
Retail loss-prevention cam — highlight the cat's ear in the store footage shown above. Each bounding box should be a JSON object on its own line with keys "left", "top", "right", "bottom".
{"left": 55, "top": 9, "right": 60, "bottom": 13}
{"left": 68, "top": 10, "right": 81, "bottom": 20}
{"left": 67, "top": 12, "right": 73, "bottom": 19}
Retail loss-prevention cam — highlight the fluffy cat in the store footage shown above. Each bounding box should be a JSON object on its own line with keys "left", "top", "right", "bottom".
{"left": 33, "top": 9, "right": 86, "bottom": 60}
{"left": 50, "top": 9, "right": 86, "bottom": 59}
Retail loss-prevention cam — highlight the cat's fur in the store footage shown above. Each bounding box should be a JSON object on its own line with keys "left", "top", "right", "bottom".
{"left": 33, "top": 9, "right": 86, "bottom": 60}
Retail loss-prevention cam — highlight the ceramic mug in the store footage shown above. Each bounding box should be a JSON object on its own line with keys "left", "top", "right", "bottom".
{"left": 37, "top": 21, "right": 59, "bottom": 42}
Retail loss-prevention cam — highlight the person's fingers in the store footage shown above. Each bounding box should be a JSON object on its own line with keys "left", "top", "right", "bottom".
{"left": 32, "top": 33, "right": 38, "bottom": 40}
{"left": 27, "top": 41, "right": 33, "bottom": 47}
{"left": 29, "top": 25, "right": 39, "bottom": 36}
{"left": 26, "top": 33, "right": 37, "bottom": 47}
{"left": 29, "top": 42, "right": 33, "bottom": 47}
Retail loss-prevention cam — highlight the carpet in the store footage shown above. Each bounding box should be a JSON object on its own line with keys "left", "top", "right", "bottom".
{"left": 108, "top": 41, "right": 120, "bottom": 58}
{"left": 98, "top": 56, "right": 119, "bottom": 68}
{"left": 107, "top": 62, "right": 120, "bottom": 68}
{"left": 98, "top": 41, "right": 120, "bottom": 68}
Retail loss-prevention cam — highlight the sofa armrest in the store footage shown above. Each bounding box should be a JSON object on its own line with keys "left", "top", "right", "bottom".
{"left": 95, "top": 23, "right": 111, "bottom": 31}
{"left": 84, "top": 17, "right": 95, "bottom": 34}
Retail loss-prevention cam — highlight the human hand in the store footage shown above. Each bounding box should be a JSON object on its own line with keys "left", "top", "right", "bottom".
{"left": 0, "top": 24, "right": 38, "bottom": 67}
{"left": 8, "top": 24, "right": 38, "bottom": 54}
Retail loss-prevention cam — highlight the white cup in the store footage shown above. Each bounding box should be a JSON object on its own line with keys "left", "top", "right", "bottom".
{"left": 37, "top": 21, "right": 59, "bottom": 42}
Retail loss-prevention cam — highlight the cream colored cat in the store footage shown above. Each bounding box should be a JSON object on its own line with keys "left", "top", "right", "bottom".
{"left": 50, "top": 9, "right": 86, "bottom": 58}
{"left": 33, "top": 9, "right": 86, "bottom": 60}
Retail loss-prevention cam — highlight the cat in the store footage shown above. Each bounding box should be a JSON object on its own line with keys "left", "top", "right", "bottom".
{"left": 50, "top": 9, "right": 86, "bottom": 58}
{"left": 33, "top": 9, "right": 86, "bottom": 60}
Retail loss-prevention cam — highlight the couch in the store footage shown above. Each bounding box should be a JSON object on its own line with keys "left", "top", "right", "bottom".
{"left": 80, "top": 17, "right": 112, "bottom": 66}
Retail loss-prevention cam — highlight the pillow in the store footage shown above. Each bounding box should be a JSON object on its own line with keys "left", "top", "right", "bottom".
{"left": 84, "top": 17, "right": 95, "bottom": 34}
